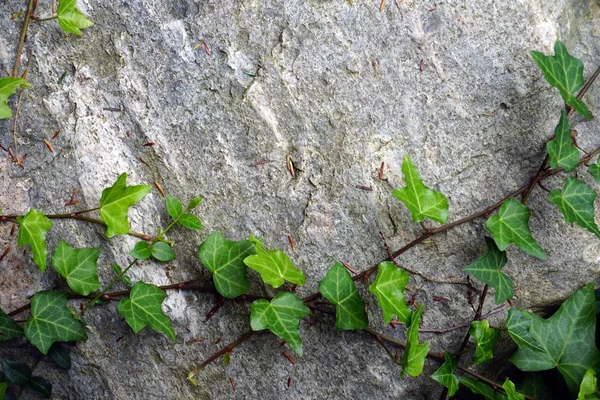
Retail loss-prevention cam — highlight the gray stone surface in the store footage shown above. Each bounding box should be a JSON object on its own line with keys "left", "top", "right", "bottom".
{"left": 1, "top": 0, "right": 600, "bottom": 398}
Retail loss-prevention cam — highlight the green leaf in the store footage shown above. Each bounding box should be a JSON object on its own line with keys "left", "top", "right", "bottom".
{"left": 198, "top": 232, "right": 255, "bottom": 299}
{"left": 165, "top": 196, "right": 182, "bottom": 219}
{"left": 589, "top": 159, "right": 600, "bottom": 184}
{"left": 0, "top": 77, "right": 30, "bottom": 119}
{"left": 48, "top": 344, "right": 71, "bottom": 369}
{"left": 57, "top": 0, "right": 94, "bottom": 35}
{"left": 578, "top": 368, "right": 600, "bottom": 400}
{"left": 0, "top": 382, "right": 8, "bottom": 398}
{"left": 150, "top": 242, "right": 176, "bottom": 262}
{"left": 244, "top": 235, "right": 305, "bottom": 288}
{"left": 318, "top": 262, "right": 368, "bottom": 330}
{"left": 485, "top": 198, "right": 546, "bottom": 260}
{"left": 130, "top": 242, "right": 151, "bottom": 260}
{"left": 550, "top": 177, "right": 600, "bottom": 238}
{"left": 17, "top": 209, "right": 53, "bottom": 271}
{"left": 99, "top": 173, "right": 151, "bottom": 238}
{"left": 1, "top": 360, "right": 30, "bottom": 387}
{"left": 507, "top": 283, "right": 600, "bottom": 393}
{"left": 250, "top": 292, "right": 310, "bottom": 356}
{"left": 459, "top": 377, "right": 496, "bottom": 400}
{"left": 470, "top": 320, "right": 501, "bottom": 364}
{"left": 503, "top": 378, "right": 525, "bottom": 400}
{"left": 401, "top": 305, "right": 429, "bottom": 377}
{"left": 518, "top": 373, "right": 553, "bottom": 400}
{"left": 117, "top": 281, "right": 175, "bottom": 340}
{"left": 531, "top": 41, "right": 591, "bottom": 119}
{"left": 51, "top": 241, "right": 101, "bottom": 296}
{"left": 547, "top": 110, "right": 579, "bottom": 172}
{"left": 392, "top": 155, "right": 449, "bottom": 224}
{"left": 464, "top": 238, "right": 513, "bottom": 304}
{"left": 24, "top": 291, "right": 87, "bottom": 354}
{"left": 29, "top": 376, "right": 52, "bottom": 398}
{"left": 431, "top": 351, "right": 459, "bottom": 397}
{"left": 187, "top": 197, "right": 203, "bottom": 210}
{"left": 0, "top": 308, "right": 24, "bottom": 341}
{"left": 368, "top": 261, "right": 412, "bottom": 324}
{"left": 178, "top": 214, "right": 203, "bottom": 230}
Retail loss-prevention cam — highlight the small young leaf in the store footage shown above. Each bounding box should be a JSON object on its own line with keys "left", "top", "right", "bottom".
{"left": 392, "top": 155, "right": 449, "bottom": 224}
{"left": 578, "top": 368, "right": 600, "bottom": 400}
{"left": 469, "top": 320, "right": 501, "bottom": 364}
{"left": 165, "top": 196, "right": 183, "bottom": 219}
{"left": 112, "top": 263, "right": 122, "bottom": 275}
{"left": 0, "top": 308, "right": 24, "bottom": 341}
{"left": 198, "top": 232, "right": 255, "bottom": 299}
{"left": 57, "top": 0, "right": 94, "bottom": 35}
{"left": 430, "top": 351, "right": 459, "bottom": 397}
{"left": 499, "top": 378, "right": 524, "bottom": 400}
{"left": 0, "top": 77, "right": 31, "bottom": 119}
{"left": 368, "top": 261, "right": 412, "bottom": 324}
{"left": 222, "top": 353, "right": 231, "bottom": 367}
{"left": 244, "top": 235, "right": 305, "bottom": 288}
{"left": 150, "top": 242, "right": 176, "bottom": 262}
{"left": 459, "top": 377, "right": 496, "bottom": 400}
{"left": 547, "top": 110, "right": 579, "bottom": 172}
{"left": 24, "top": 291, "right": 87, "bottom": 354}
{"left": 463, "top": 238, "right": 513, "bottom": 304}
{"left": 99, "top": 173, "right": 151, "bottom": 238}
{"left": 29, "top": 376, "right": 52, "bottom": 398}
{"left": 549, "top": 177, "right": 600, "bottom": 239}
{"left": 1, "top": 360, "right": 31, "bottom": 387}
{"left": 48, "top": 344, "right": 72, "bottom": 369}
{"left": 17, "top": 209, "right": 53, "bottom": 271}
{"left": 401, "top": 305, "right": 429, "bottom": 377}
{"left": 589, "top": 159, "right": 600, "bottom": 183}
{"left": 531, "top": 41, "right": 591, "bottom": 119}
{"left": 318, "top": 262, "right": 368, "bottom": 330}
{"left": 117, "top": 281, "right": 175, "bottom": 340}
{"left": 486, "top": 198, "right": 546, "bottom": 260}
{"left": 178, "top": 214, "right": 203, "bottom": 230}
{"left": 121, "top": 275, "right": 132, "bottom": 286}
{"left": 0, "top": 382, "right": 8, "bottom": 398}
{"left": 130, "top": 242, "right": 151, "bottom": 260}
{"left": 186, "top": 197, "right": 203, "bottom": 211}
{"left": 51, "top": 241, "right": 101, "bottom": 296}
{"left": 250, "top": 292, "right": 310, "bottom": 356}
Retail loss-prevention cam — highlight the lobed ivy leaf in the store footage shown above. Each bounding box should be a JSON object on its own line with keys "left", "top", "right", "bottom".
{"left": 578, "top": 368, "right": 600, "bottom": 400}
{"left": 401, "top": 305, "right": 429, "bottom": 377}
{"left": 464, "top": 238, "right": 513, "bottom": 304}
{"left": 486, "top": 198, "right": 546, "bottom": 260}
{"left": 198, "top": 232, "right": 255, "bottom": 299}
{"left": 0, "top": 308, "right": 24, "bottom": 341}
{"left": 368, "top": 261, "right": 412, "bottom": 324}
{"left": 549, "top": 177, "right": 600, "bottom": 239}
{"left": 165, "top": 196, "right": 183, "bottom": 219}
{"left": 29, "top": 376, "right": 52, "bottom": 398}
{"left": 2, "top": 360, "right": 30, "bottom": 387}
{"left": 178, "top": 214, "right": 203, "bottom": 230}
{"left": 0, "top": 77, "right": 31, "bottom": 119}
{"left": 547, "top": 110, "right": 579, "bottom": 172}
{"left": 130, "top": 241, "right": 151, "bottom": 260}
{"left": 150, "top": 242, "right": 176, "bottom": 262}
{"left": 392, "top": 155, "right": 449, "bottom": 224}
{"left": 459, "top": 377, "right": 497, "bottom": 400}
{"left": 507, "top": 283, "right": 600, "bottom": 393}
{"left": 318, "top": 262, "right": 368, "bottom": 330}
{"left": 250, "top": 292, "right": 310, "bottom": 356}
{"left": 51, "top": 241, "right": 101, "bottom": 295}
{"left": 24, "top": 291, "right": 87, "bottom": 355}
{"left": 531, "top": 41, "right": 591, "bottom": 119}
{"left": 244, "top": 235, "right": 305, "bottom": 288}
{"left": 99, "top": 173, "right": 151, "bottom": 238}
{"left": 503, "top": 378, "right": 525, "bottom": 400}
{"left": 430, "top": 351, "right": 459, "bottom": 397}
{"left": 17, "top": 209, "right": 53, "bottom": 271}
{"left": 57, "top": 0, "right": 94, "bottom": 35}
{"left": 589, "top": 159, "right": 600, "bottom": 184}
{"left": 470, "top": 320, "right": 501, "bottom": 364}
{"left": 118, "top": 281, "right": 175, "bottom": 340}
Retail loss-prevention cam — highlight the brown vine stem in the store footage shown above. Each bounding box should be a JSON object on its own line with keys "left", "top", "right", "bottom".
{"left": 12, "top": 0, "right": 36, "bottom": 77}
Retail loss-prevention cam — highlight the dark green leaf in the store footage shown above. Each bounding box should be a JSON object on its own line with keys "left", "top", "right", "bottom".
{"left": 549, "top": 177, "right": 600, "bottom": 238}
{"left": 401, "top": 305, "right": 429, "bottom": 377}
{"left": 51, "top": 241, "right": 101, "bottom": 295}
{"left": 1, "top": 360, "right": 30, "bottom": 387}
{"left": 165, "top": 196, "right": 182, "bottom": 219}
{"left": 589, "top": 159, "right": 600, "bottom": 183}
{"left": 368, "top": 261, "right": 412, "bottom": 324}
{"left": 178, "top": 214, "right": 203, "bottom": 230}
{"left": 431, "top": 351, "right": 459, "bottom": 397}
{"left": 198, "top": 232, "right": 255, "bottom": 299}
{"left": 48, "top": 344, "right": 71, "bottom": 369}
{"left": 57, "top": 0, "right": 94, "bottom": 35}
{"left": 130, "top": 242, "right": 151, "bottom": 260}
{"left": 0, "top": 77, "right": 30, "bottom": 119}
{"left": 244, "top": 235, "right": 305, "bottom": 288}
{"left": 464, "top": 238, "right": 513, "bottom": 304}
{"left": 578, "top": 368, "right": 600, "bottom": 400}
{"left": 0, "top": 308, "right": 24, "bottom": 341}
{"left": 518, "top": 373, "right": 553, "bottom": 400}
{"left": 459, "top": 377, "right": 496, "bottom": 400}
{"left": 150, "top": 242, "right": 176, "bottom": 262}
{"left": 470, "top": 320, "right": 500, "bottom": 364}
{"left": 17, "top": 209, "right": 53, "bottom": 271}
{"left": 187, "top": 197, "right": 203, "bottom": 211}
{"left": 318, "top": 262, "right": 368, "bottom": 330}
{"left": 547, "top": 110, "right": 579, "bottom": 172}
{"left": 0, "top": 382, "right": 8, "bottom": 398}
{"left": 29, "top": 376, "right": 52, "bottom": 398}
{"left": 531, "top": 41, "right": 591, "bottom": 119}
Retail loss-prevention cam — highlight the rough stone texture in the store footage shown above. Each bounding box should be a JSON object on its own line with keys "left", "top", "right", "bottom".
{"left": 1, "top": 0, "right": 600, "bottom": 398}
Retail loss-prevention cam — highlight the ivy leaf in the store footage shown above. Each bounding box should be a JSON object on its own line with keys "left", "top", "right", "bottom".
{"left": 250, "top": 292, "right": 310, "bottom": 356}
{"left": 178, "top": 214, "right": 203, "bottom": 230}
{"left": 130, "top": 241, "right": 151, "bottom": 260}
{"left": 24, "top": 291, "right": 87, "bottom": 355}
{"left": 150, "top": 242, "right": 176, "bottom": 262}
{"left": 318, "top": 262, "right": 368, "bottom": 330}
{"left": 550, "top": 177, "right": 600, "bottom": 239}
{"left": 48, "top": 344, "right": 71, "bottom": 369}
{"left": 507, "top": 283, "right": 600, "bottom": 393}
{"left": 486, "top": 198, "right": 546, "bottom": 260}
{"left": 57, "top": 0, "right": 94, "bottom": 35}
{"left": 547, "top": 110, "right": 579, "bottom": 172}
{"left": 0, "top": 308, "right": 24, "bottom": 341}
{"left": 589, "top": 159, "right": 600, "bottom": 184}
{"left": 99, "top": 173, "right": 151, "bottom": 238}
{"left": 431, "top": 351, "right": 459, "bottom": 397}
{"left": 29, "top": 376, "right": 52, "bottom": 398}
{"left": 503, "top": 378, "right": 525, "bottom": 400}
{"left": 368, "top": 261, "right": 412, "bottom": 324}
{"left": 117, "top": 281, "right": 175, "bottom": 340}
{"left": 17, "top": 209, "right": 53, "bottom": 271}
{"left": 198, "top": 232, "right": 255, "bottom": 299}
{"left": 459, "top": 377, "right": 496, "bottom": 400}
{"left": 518, "top": 373, "right": 553, "bottom": 400}
{"left": 165, "top": 196, "right": 183, "bottom": 219}
{"left": 0, "top": 382, "right": 8, "bottom": 398}
{"left": 464, "top": 238, "right": 513, "bottom": 304}
{"left": 531, "top": 41, "right": 591, "bottom": 119}
{"left": 187, "top": 197, "right": 203, "bottom": 210}
{"left": 392, "top": 155, "right": 449, "bottom": 224}
{"left": 244, "top": 235, "right": 305, "bottom": 288}
{"left": 51, "top": 241, "right": 101, "bottom": 296}
{"left": 401, "top": 305, "right": 429, "bottom": 377}
{"left": 470, "top": 320, "right": 501, "bottom": 364}
{"left": 578, "top": 368, "right": 600, "bottom": 400}
{"left": 0, "top": 77, "right": 30, "bottom": 119}
{"left": 2, "top": 360, "right": 31, "bottom": 387}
